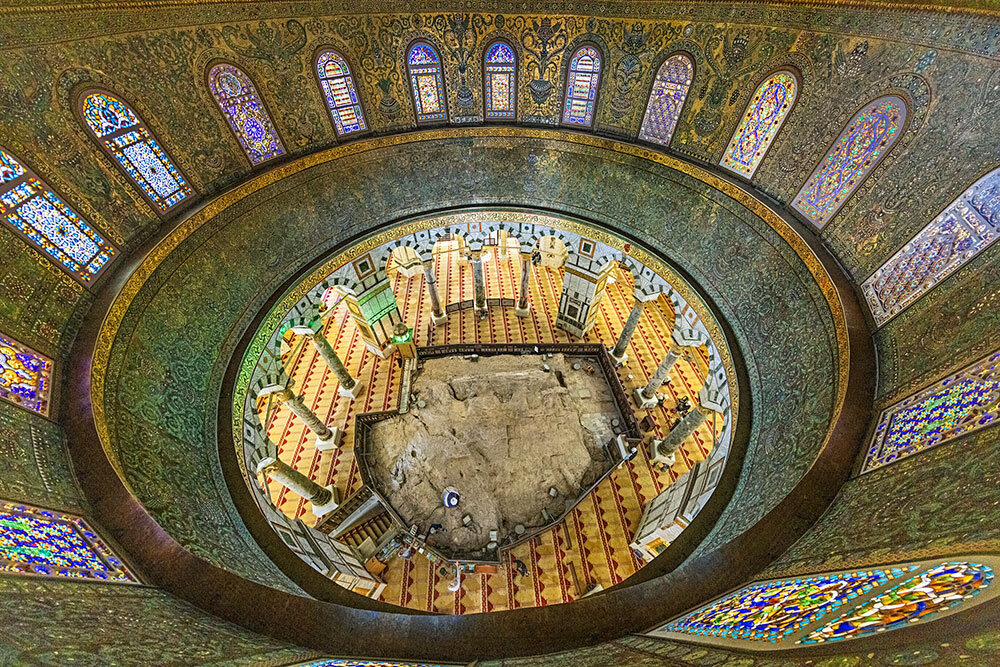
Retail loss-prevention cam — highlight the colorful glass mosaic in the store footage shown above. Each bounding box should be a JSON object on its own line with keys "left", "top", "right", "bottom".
{"left": 802, "top": 562, "right": 993, "bottom": 644}
{"left": 639, "top": 54, "right": 693, "bottom": 147}
{"left": 0, "top": 332, "right": 52, "bottom": 415}
{"left": 793, "top": 96, "right": 906, "bottom": 228}
{"left": 81, "top": 91, "right": 192, "bottom": 211}
{"left": 562, "top": 46, "right": 602, "bottom": 127}
{"left": 721, "top": 71, "right": 797, "bottom": 177}
{"left": 408, "top": 42, "right": 447, "bottom": 124}
{"left": 484, "top": 41, "right": 516, "bottom": 119}
{"left": 0, "top": 148, "right": 116, "bottom": 283}
{"left": 0, "top": 500, "right": 137, "bottom": 583}
{"left": 863, "top": 350, "right": 1000, "bottom": 473}
{"left": 208, "top": 63, "right": 285, "bottom": 164}
{"left": 294, "top": 660, "right": 453, "bottom": 667}
{"left": 662, "top": 567, "right": 915, "bottom": 642}
{"left": 317, "top": 51, "right": 367, "bottom": 136}
{"left": 862, "top": 167, "right": 1000, "bottom": 326}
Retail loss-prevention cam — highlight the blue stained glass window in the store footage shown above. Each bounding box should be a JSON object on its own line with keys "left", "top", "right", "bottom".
{"left": 0, "top": 332, "right": 52, "bottom": 415}
{"left": 562, "top": 46, "right": 602, "bottom": 127}
{"left": 793, "top": 96, "right": 906, "bottom": 228}
{"left": 0, "top": 500, "right": 137, "bottom": 583}
{"left": 0, "top": 147, "right": 116, "bottom": 283}
{"left": 407, "top": 42, "right": 447, "bottom": 124}
{"left": 317, "top": 51, "right": 367, "bottom": 136}
{"left": 81, "top": 91, "right": 192, "bottom": 212}
{"left": 721, "top": 70, "right": 797, "bottom": 177}
{"left": 293, "top": 661, "right": 454, "bottom": 667}
{"left": 208, "top": 63, "right": 285, "bottom": 165}
{"left": 484, "top": 41, "right": 516, "bottom": 120}
{"left": 639, "top": 54, "right": 693, "bottom": 147}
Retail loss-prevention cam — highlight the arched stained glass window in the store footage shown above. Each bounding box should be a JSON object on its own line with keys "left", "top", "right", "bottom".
{"left": 80, "top": 91, "right": 192, "bottom": 212}
{"left": 639, "top": 54, "right": 693, "bottom": 147}
{"left": 562, "top": 45, "right": 602, "bottom": 127}
{"left": 0, "top": 148, "right": 116, "bottom": 284}
{"left": 862, "top": 348, "right": 1000, "bottom": 473}
{"left": 207, "top": 63, "right": 285, "bottom": 165}
{"left": 793, "top": 96, "right": 906, "bottom": 228}
{"left": 484, "top": 41, "right": 516, "bottom": 120}
{"left": 0, "top": 331, "right": 52, "bottom": 415}
{"left": 316, "top": 50, "right": 367, "bottom": 137}
{"left": 650, "top": 558, "right": 997, "bottom": 647}
{"left": 862, "top": 167, "right": 1000, "bottom": 326}
{"left": 407, "top": 42, "right": 447, "bottom": 125}
{"left": 720, "top": 70, "right": 798, "bottom": 177}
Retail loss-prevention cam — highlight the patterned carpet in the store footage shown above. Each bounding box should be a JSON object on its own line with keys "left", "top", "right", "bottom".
{"left": 260, "top": 241, "right": 716, "bottom": 613}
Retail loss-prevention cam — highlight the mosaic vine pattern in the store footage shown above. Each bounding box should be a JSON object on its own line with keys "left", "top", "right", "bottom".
{"left": 484, "top": 41, "right": 517, "bottom": 119}
{"left": 81, "top": 91, "right": 192, "bottom": 211}
{"left": 207, "top": 63, "right": 285, "bottom": 164}
{"left": 660, "top": 566, "right": 914, "bottom": 642}
{"left": 863, "top": 167, "right": 1000, "bottom": 327}
{"left": 793, "top": 96, "right": 906, "bottom": 228}
{"left": 408, "top": 42, "right": 447, "bottom": 124}
{"left": 802, "top": 561, "right": 994, "bottom": 644}
{"left": 720, "top": 71, "right": 797, "bottom": 178}
{"left": 0, "top": 148, "right": 116, "bottom": 284}
{"left": 317, "top": 51, "right": 367, "bottom": 136}
{"left": 562, "top": 46, "right": 601, "bottom": 127}
{"left": 863, "top": 349, "right": 1000, "bottom": 473}
{"left": 295, "top": 660, "right": 453, "bottom": 667}
{"left": 0, "top": 332, "right": 52, "bottom": 416}
{"left": 638, "top": 54, "right": 693, "bottom": 147}
{"left": 0, "top": 500, "right": 136, "bottom": 583}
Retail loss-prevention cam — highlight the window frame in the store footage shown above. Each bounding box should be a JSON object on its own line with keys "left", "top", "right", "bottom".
{"left": 205, "top": 60, "right": 287, "bottom": 167}
{"left": 405, "top": 40, "right": 449, "bottom": 126}
{"left": 637, "top": 50, "right": 696, "bottom": 149}
{"left": 560, "top": 42, "right": 605, "bottom": 130}
{"left": 312, "top": 47, "right": 369, "bottom": 139}
{"left": 482, "top": 38, "right": 518, "bottom": 122}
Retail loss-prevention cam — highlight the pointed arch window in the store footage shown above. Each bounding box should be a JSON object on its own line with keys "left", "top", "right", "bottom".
{"left": 562, "top": 45, "right": 602, "bottom": 127}
{"left": 484, "top": 41, "right": 516, "bottom": 120}
{"left": 862, "top": 167, "right": 1000, "bottom": 326}
{"left": 207, "top": 63, "right": 285, "bottom": 165}
{"left": 0, "top": 331, "right": 52, "bottom": 415}
{"left": 721, "top": 70, "right": 798, "bottom": 177}
{"left": 639, "top": 54, "right": 693, "bottom": 147}
{"left": 407, "top": 42, "right": 447, "bottom": 124}
{"left": 793, "top": 96, "right": 906, "bottom": 228}
{"left": 316, "top": 50, "right": 367, "bottom": 137}
{"left": 0, "top": 148, "right": 116, "bottom": 284}
{"left": 80, "top": 90, "right": 193, "bottom": 212}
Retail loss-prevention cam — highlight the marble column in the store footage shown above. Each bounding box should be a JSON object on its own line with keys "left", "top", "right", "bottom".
{"left": 610, "top": 298, "right": 648, "bottom": 364}
{"left": 634, "top": 349, "right": 680, "bottom": 408}
{"left": 515, "top": 252, "right": 532, "bottom": 318}
{"left": 257, "top": 456, "right": 340, "bottom": 517}
{"left": 423, "top": 262, "right": 448, "bottom": 326}
{"left": 273, "top": 388, "right": 341, "bottom": 451}
{"left": 306, "top": 329, "right": 364, "bottom": 399}
{"left": 472, "top": 251, "right": 487, "bottom": 312}
{"left": 649, "top": 406, "right": 708, "bottom": 468}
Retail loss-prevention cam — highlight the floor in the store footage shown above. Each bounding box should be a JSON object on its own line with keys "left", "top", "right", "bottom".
{"left": 260, "top": 240, "right": 716, "bottom": 614}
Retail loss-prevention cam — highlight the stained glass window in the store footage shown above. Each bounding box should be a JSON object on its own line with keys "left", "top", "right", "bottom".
{"left": 80, "top": 91, "right": 192, "bottom": 212}
{"left": 316, "top": 51, "right": 367, "bottom": 137}
{"left": 721, "top": 70, "right": 798, "bottom": 177}
{"left": 294, "top": 660, "right": 453, "bottom": 667}
{"left": 862, "top": 167, "right": 1000, "bottom": 326}
{"left": 863, "top": 349, "right": 1000, "bottom": 473}
{"left": 0, "top": 500, "right": 137, "bottom": 583}
{"left": 484, "top": 41, "right": 516, "bottom": 120}
{"left": 802, "top": 562, "right": 994, "bottom": 644}
{"left": 407, "top": 42, "right": 447, "bottom": 124}
{"left": 660, "top": 567, "right": 915, "bottom": 642}
{"left": 639, "top": 54, "right": 693, "bottom": 147}
{"left": 207, "top": 63, "right": 285, "bottom": 165}
{"left": 793, "top": 96, "right": 906, "bottom": 228}
{"left": 0, "top": 147, "right": 116, "bottom": 283}
{"left": 0, "top": 332, "right": 52, "bottom": 416}
{"left": 562, "top": 46, "right": 602, "bottom": 127}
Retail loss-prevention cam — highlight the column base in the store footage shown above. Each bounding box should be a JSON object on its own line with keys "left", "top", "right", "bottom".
{"left": 316, "top": 427, "right": 343, "bottom": 451}
{"left": 431, "top": 311, "right": 448, "bottom": 326}
{"left": 311, "top": 486, "right": 341, "bottom": 517}
{"left": 633, "top": 386, "right": 659, "bottom": 409}
{"left": 339, "top": 380, "right": 365, "bottom": 399}
{"left": 609, "top": 348, "right": 627, "bottom": 366}
{"left": 649, "top": 442, "right": 676, "bottom": 469}
{"left": 514, "top": 304, "right": 531, "bottom": 318}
